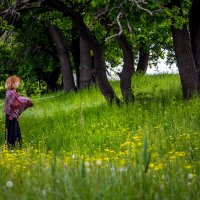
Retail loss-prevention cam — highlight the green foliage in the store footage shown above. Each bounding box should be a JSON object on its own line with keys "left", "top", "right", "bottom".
{"left": 0, "top": 87, "right": 5, "bottom": 99}
{"left": 20, "top": 79, "right": 47, "bottom": 97}
{"left": 0, "top": 18, "right": 13, "bottom": 32}
{"left": 90, "top": 0, "right": 110, "bottom": 7}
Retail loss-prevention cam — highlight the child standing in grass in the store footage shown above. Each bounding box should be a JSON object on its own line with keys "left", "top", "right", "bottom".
{"left": 4, "top": 76, "right": 33, "bottom": 148}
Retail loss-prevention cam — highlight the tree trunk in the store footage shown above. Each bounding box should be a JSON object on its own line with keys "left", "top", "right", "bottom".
{"left": 93, "top": 44, "right": 120, "bottom": 105}
{"left": 171, "top": 24, "right": 200, "bottom": 98}
{"left": 168, "top": 0, "right": 200, "bottom": 98}
{"left": 79, "top": 36, "right": 94, "bottom": 89}
{"left": 116, "top": 35, "right": 134, "bottom": 104}
{"left": 189, "top": 0, "right": 200, "bottom": 80}
{"left": 49, "top": 24, "right": 76, "bottom": 92}
{"left": 76, "top": 19, "right": 120, "bottom": 104}
{"left": 71, "top": 27, "right": 80, "bottom": 89}
{"left": 136, "top": 49, "right": 149, "bottom": 74}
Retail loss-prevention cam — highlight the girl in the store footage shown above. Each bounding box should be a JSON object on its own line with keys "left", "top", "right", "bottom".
{"left": 4, "top": 76, "right": 33, "bottom": 147}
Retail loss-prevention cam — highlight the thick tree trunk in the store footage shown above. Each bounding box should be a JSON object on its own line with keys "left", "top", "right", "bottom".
{"left": 116, "top": 35, "right": 134, "bottom": 104}
{"left": 49, "top": 24, "right": 76, "bottom": 92}
{"left": 71, "top": 27, "right": 80, "bottom": 89}
{"left": 136, "top": 49, "right": 149, "bottom": 74}
{"left": 171, "top": 25, "right": 200, "bottom": 98}
{"left": 189, "top": 0, "right": 200, "bottom": 80}
{"left": 79, "top": 36, "right": 93, "bottom": 89}
{"left": 168, "top": 0, "right": 200, "bottom": 98}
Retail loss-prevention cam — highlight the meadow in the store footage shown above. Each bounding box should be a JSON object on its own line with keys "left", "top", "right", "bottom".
{"left": 0, "top": 74, "right": 199, "bottom": 200}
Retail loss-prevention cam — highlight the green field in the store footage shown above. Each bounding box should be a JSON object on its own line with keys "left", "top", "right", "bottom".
{"left": 0, "top": 74, "right": 199, "bottom": 200}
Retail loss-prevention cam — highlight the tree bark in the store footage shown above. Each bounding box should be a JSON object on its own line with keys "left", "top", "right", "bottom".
{"left": 49, "top": 24, "right": 76, "bottom": 92}
{"left": 136, "top": 49, "right": 149, "bottom": 74}
{"left": 79, "top": 36, "right": 93, "bottom": 89}
{"left": 116, "top": 35, "right": 134, "bottom": 104}
{"left": 93, "top": 44, "right": 120, "bottom": 104}
{"left": 168, "top": 0, "right": 200, "bottom": 98}
{"left": 171, "top": 24, "right": 200, "bottom": 98}
{"left": 189, "top": 0, "right": 200, "bottom": 80}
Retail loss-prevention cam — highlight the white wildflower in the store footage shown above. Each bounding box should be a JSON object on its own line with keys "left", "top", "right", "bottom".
{"left": 96, "top": 160, "right": 102, "bottom": 165}
{"left": 119, "top": 167, "right": 128, "bottom": 172}
{"left": 161, "top": 175, "right": 165, "bottom": 180}
{"left": 42, "top": 190, "right": 46, "bottom": 196}
{"left": 188, "top": 147, "right": 193, "bottom": 151}
{"left": 6, "top": 181, "right": 13, "bottom": 188}
{"left": 72, "top": 154, "right": 77, "bottom": 159}
{"left": 188, "top": 174, "right": 193, "bottom": 179}
{"left": 84, "top": 162, "right": 90, "bottom": 167}
{"left": 111, "top": 167, "right": 115, "bottom": 172}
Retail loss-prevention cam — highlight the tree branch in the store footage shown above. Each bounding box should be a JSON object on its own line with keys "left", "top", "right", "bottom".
{"left": 105, "top": 11, "right": 123, "bottom": 41}
{"left": 129, "top": 0, "right": 153, "bottom": 15}
{"left": 0, "top": 0, "right": 42, "bottom": 18}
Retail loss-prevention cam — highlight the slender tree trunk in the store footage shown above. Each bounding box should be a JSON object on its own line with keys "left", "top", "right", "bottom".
{"left": 93, "top": 44, "right": 120, "bottom": 104}
{"left": 116, "top": 35, "right": 134, "bottom": 104}
{"left": 136, "top": 49, "right": 149, "bottom": 74}
{"left": 49, "top": 24, "right": 76, "bottom": 92}
{"left": 171, "top": 25, "right": 200, "bottom": 98}
{"left": 189, "top": 0, "right": 200, "bottom": 80}
{"left": 71, "top": 27, "right": 80, "bottom": 89}
{"left": 79, "top": 36, "right": 93, "bottom": 89}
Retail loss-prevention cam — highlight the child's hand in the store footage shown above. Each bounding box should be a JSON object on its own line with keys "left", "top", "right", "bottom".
{"left": 9, "top": 116, "right": 14, "bottom": 120}
{"left": 27, "top": 100, "right": 34, "bottom": 107}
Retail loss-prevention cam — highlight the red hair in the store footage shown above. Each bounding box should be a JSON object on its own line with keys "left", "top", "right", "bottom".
{"left": 5, "top": 76, "right": 20, "bottom": 90}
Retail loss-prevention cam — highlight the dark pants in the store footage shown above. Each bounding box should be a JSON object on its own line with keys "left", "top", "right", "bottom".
{"left": 5, "top": 115, "right": 22, "bottom": 147}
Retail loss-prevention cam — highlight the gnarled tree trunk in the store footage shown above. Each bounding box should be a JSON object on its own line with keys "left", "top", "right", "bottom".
{"left": 49, "top": 24, "right": 76, "bottom": 92}
{"left": 116, "top": 35, "right": 134, "bottom": 104}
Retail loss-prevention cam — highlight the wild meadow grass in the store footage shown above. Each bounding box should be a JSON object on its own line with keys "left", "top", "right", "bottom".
{"left": 0, "top": 74, "right": 199, "bottom": 199}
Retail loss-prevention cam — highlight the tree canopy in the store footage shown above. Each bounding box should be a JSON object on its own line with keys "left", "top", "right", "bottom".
{"left": 0, "top": 0, "right": 199, "bottom": 101}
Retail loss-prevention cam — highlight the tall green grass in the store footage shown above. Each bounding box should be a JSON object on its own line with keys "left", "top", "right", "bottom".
{"left": 0, "top": 74, "right": 199, "bottom": 200}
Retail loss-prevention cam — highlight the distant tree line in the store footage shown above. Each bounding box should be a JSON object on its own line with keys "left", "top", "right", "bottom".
{"left": 0, "top": 0, "right": 200, "bottom": 104}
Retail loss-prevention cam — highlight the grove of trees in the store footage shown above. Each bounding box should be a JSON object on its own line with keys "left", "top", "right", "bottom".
{"left": 0, "top": 0, "right": 200, "bottom": 103}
